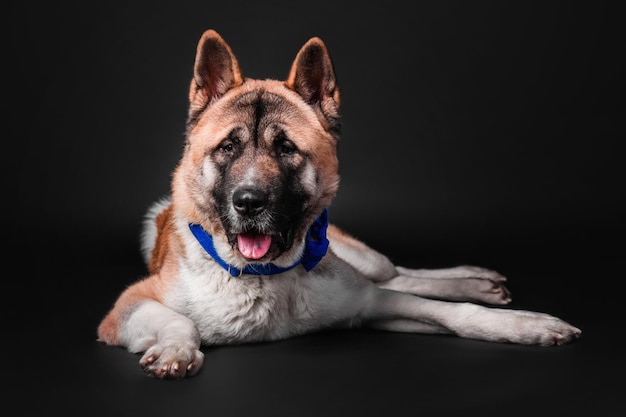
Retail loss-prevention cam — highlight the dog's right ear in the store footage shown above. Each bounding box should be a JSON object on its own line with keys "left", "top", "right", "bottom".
{"left": 188, "top": 30, "right": 244, "bottom": 117}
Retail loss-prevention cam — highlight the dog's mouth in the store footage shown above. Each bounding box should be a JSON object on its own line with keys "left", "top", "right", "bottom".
{"left": 236, "top": 232, "right": 273, "bottom": 260}
{"left": 221, "top": 191, "right": 303, "bottom": 262}
{"left": 229, "top": 225, "right": 294, "bottom": 262}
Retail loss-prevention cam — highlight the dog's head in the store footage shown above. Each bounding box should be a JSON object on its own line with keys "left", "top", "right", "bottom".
{"left": 172, "top": 29, "right": 341, "bottom": 268}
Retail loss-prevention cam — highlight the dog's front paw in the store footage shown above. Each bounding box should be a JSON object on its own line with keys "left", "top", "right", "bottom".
{"left": 139, "top": 342, "right": 204, "bottom": 379}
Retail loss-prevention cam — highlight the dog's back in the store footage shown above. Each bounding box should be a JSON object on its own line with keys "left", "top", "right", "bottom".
{"left": 140, "top": 197, "right": 173, "bottom": 273}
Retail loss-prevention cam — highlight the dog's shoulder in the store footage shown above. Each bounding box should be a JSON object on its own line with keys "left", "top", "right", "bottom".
{"left": 327, "top": 223, "right": 369, "bottom": 252}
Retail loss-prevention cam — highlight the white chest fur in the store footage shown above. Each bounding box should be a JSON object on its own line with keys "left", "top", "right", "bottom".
{"left": 164, "top": 253, "right": 369, "bottom": 345}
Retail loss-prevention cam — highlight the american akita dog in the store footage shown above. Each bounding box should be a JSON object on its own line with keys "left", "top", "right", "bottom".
{"left": 97, "top": 29, "right": 581, "bottom": 378}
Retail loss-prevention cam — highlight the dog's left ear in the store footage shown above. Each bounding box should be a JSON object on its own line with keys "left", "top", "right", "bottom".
{"left": 188, "top": 29, "right": 244, "bottom": 118}
{"left": 285, "top": 38, "right": 341, "bottom": 135}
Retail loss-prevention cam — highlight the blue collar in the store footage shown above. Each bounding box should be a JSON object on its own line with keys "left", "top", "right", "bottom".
{"left": 188, "top": 209, "right": 329, "bottom": 277}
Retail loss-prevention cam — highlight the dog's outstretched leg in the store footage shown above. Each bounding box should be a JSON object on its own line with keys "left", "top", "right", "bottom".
{"left": 365, "top": 289, "right": 581, "bottom": 346}
{"left": 328, "top": 225, "right": 511, "bottom": 304}
{"left": 379, "top": 265, "right": 512, "bottom": 305}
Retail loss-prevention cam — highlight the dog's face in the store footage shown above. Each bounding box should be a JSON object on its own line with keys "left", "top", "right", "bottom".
{"left": 172, "top": 30, "right": 341, "bottom": 267}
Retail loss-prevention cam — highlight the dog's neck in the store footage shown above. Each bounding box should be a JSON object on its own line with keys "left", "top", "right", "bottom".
{"left": 189, "top": 209, "right": 330, "bottom": 277}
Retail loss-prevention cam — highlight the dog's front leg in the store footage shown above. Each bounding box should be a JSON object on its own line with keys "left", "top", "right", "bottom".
{"left": 365, "top": 289, "right": 581, "bottom": 346}
{"left": 99, "top": 299, "right": 204, "bottom": 379}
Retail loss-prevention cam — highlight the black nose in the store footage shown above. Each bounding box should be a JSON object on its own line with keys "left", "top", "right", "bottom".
{"left": 233, "top": 188, "right": 268, "bottom": 216}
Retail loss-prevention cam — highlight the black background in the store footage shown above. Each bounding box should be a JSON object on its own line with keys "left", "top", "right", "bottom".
{"left": 7, "top": 1, "right": 624, "bottom": 416}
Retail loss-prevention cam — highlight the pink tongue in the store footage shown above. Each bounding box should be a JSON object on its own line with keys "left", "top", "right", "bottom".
{"left": 237, "top": 233, "right": 272, "bottom": 259}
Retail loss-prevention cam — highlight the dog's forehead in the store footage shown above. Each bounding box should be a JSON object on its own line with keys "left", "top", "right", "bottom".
{"left": 231, "top": 89, "right": 286, "bottom": 113}
{"left": 190, "top": 81, "right": 328, "bottom": 149}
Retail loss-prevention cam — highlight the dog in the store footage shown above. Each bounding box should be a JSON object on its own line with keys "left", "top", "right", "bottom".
{"left": 97, "top": 29, "right": 582, "bottom": 379}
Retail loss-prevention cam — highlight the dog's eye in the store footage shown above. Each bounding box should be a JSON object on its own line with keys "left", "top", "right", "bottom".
{"left": 216, "top": 131, "right": 242, "bottom": 157}
{"left": 278, "top": 140, "right": 297, "bottom": 156}
{"left": 218, "top": 142, "right": 234, "bottom": 154}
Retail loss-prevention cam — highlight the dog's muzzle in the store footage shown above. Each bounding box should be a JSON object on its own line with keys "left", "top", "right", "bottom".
{"left": 229, "top": 187, "right": 279, "bottom": 260}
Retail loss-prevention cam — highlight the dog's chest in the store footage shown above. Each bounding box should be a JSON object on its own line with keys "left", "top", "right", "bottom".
{"left": 166, "top": 262, "right": 352, "bottom": 344}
